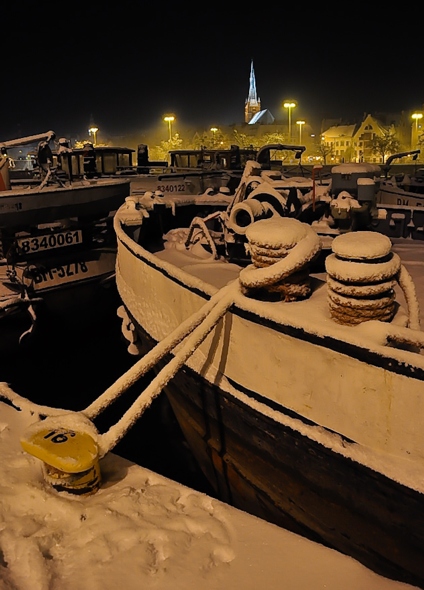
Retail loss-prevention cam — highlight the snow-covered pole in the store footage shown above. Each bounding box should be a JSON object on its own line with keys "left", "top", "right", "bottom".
{"left": 0, "top": 131, "right": 56, "bottom": 149}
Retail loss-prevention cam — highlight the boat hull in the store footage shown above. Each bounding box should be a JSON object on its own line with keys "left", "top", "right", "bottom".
{"left": 26, "top": 245, "right": 118, "bottom": 317}
{"left": 129, "top": 170, "right": 240, "bottom": 196}
{"left": 378, "top": 183, "right": 424, "bottom": 209}
{"left": 375, "top": 183, "right": 424, "bottom": 240}
{"left": 114, "top": 202, "right": 424, "bottom": 587}
{"left": 129, "top": 325, "right": 424, "bottom": 587}
{"left": 0, "top": 176, "right": 131, "bottom": 348}
{"left": 373, "top": 202, "right": 424, "bottom": 241}
{"left": 0, "top": 244, "right": 118, "bottom": 350}
{"left": 0, "top": 178, "right": 130, "bottom": 229}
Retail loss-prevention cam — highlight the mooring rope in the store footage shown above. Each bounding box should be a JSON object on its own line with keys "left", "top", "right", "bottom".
{"left": 2, "top": 220, "right": 421, "bottom": 466}
{"left": 239, "top": 217, "right": 322, "bottom": 300}
{"left": 0, "top": 217, "right": 322, "bottom": 456}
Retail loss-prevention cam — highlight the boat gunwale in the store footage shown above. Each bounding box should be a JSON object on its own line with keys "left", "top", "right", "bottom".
{"left": 114, "top": 209, "right": 424, "bottom": 379}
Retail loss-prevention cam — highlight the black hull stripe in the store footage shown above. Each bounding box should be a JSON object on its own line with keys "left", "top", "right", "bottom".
{"left": 225, "top": 374, "right": 356, "bottom": 444}
{"left": 120, "top": 239, "right": 424, "bottom": 382}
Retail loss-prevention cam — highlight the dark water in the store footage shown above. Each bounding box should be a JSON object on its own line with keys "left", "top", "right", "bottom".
{"left": 1, "top": 289, "right": 215, "bottom": 496}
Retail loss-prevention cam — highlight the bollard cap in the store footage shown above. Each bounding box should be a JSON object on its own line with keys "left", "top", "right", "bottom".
{"left": 20, "top": 415, "right": 102, "bottom": 495}
{"left": 21, "top": 419, "right": 99, "bottom": 473}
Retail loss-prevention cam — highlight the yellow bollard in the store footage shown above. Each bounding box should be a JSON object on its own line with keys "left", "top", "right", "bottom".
{"left": 21, "top": 426, "right": 101, "bottom": 495}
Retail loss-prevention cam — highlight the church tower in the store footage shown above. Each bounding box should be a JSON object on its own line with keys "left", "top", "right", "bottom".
{"left": 245, "top": 60, "right": 261, "bottom": 123}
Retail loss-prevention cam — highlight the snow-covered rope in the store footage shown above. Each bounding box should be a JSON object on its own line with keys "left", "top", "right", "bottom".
{"left": 0, "top": 280, "right": 241, "bottom": 457}
{"left": 0, "top": 217, "right": 323, "bottom": 454}
{"left": 183, "top": 215, "right": 219, "bottom": 260}
{"left": 0, "top": 383, "right": 69, "bottom": 418}
{"left": 84, "top": 280, "right": 239, "bottom": 421}
{"left": 239, "top": 217, "right": 322, "bottom": 300}
{"left": 0, "top": 295, "right": 43, "bottom": 311}
{"left": 98, "top": 281, "right": 240, "bottom": 456}
{"left": 397, "top": 263, "right": 421, "bottom": 331}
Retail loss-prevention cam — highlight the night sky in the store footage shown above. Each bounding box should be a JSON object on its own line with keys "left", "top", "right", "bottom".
{"left": 4, "top": 2, "right": 424, "bottom": 142}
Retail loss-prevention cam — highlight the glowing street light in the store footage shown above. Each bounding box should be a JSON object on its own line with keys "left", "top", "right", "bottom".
{"left": 210, "top": 127, "right": 218, "bottom": 147}
{"left": 164, "top": 116, "right": 175, "bottom": 141}
{"left": 88, "top": 126, "right": 98, "bottom": 146}
{"left": 296, "top": 120, "right": 305, "bottom": 144}
{"left": 412, "top": 113, "right": 423, "bottom": 147}
{"left": 283, "top": 101, "right": 296, "bottom": 142}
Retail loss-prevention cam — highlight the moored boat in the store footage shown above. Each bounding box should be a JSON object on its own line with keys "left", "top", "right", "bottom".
{"left": 319, "top": 149, "right": 424, "bottom": 242}
{"left": 377, "top": 149, "right": 424, "bottom": 208}
{"left": 0, "top": 131, "right": 131, "bottom": 347}
{"left": 47, "top": 143, "right": 257, "bottom": 197}
{"left": 112, "top": 178, "right": 424, "bottom": 587}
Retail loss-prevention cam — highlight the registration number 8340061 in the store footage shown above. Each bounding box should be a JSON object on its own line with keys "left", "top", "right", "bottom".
{"left": 16, "top": 229, "right": 83, "bottom": 254}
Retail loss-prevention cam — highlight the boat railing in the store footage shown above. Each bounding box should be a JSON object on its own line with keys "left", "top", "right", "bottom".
{"left": 382, "top": 149, "right": 421, "bottom": 178}
{"left": 115, "top": 163, "right": 169, "bottom": 175}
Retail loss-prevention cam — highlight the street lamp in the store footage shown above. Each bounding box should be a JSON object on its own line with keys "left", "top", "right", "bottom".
{"left": 283, "top": 101, "right": 296, "bottom": 142}
{"left": 210, "top": 127, "right": 218, "bottom": 147}
{"left": 88, "top": 126, "right": 98, "bottom": 146}
{"left": 296, "top": 120, "right": 305, "bottom": 144}
{"left": 164, "top": 116, "right": 175, "bottom": 141}
{"left": 411, "top": 113, "right": 423, "bottom": 147}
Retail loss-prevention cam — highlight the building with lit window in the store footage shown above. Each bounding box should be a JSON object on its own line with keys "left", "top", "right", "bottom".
{"left": 321, "top": 114, "right": 397, "bottom": 163}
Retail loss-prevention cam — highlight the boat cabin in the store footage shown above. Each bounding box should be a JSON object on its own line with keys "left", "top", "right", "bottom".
{"left": 168, "top": 145, "right": 258, "bottom": 171}
{"left": 53, "top": 146, "right": 136, "bottom": 178}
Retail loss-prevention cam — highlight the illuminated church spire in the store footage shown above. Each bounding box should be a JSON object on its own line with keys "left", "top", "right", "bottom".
{"left": 245, "top": 60, "right": 261, "bottom": 123}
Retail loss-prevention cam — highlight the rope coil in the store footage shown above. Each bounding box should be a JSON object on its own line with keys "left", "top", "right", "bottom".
{"left": 239, "top": 217, "right": 322, "bottom": 301}
{"left": 325, "top": 231, "right": 420, "bottom": 328}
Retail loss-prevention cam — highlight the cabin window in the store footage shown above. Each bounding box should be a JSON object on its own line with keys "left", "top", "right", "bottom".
{"left": 202, "top": 154, "right": 213, "bottom": 167}
{"left": 173, "top": 154, "right": 201, "bottom": 168}
{"left": 102, "top": 153, "right": 118, "bottom": 174}
{"left": 63, "top": 153, "right": 83, "bottom": 176}
{"left": 118, "top": 153, "right": 131, "bottom": 168}
{"left": 191, "top": 154, "right": 201, "bottom": 167}
{"left": 181, "top": 155, "right": 191, "bottom": 167}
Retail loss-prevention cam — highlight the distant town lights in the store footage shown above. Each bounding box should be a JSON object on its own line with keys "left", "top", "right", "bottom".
{"left": 88, "top": 126, "right": 98, "bottom": 145}
{"left": 412, "top": 112, "right": 423, "bottom": 129}
{"left": 164, "top": 116, "right": 175, "bottom": 141}
{"left": 296, "top": 120, "right": 305, "bottom": 143}
{"left": 412, "top": 113, "right": 423, "bottom": 147}
{"left": 210, "top": 127, "right": 218, "bottom": 147}
{"left": 283, "top": 101, "right": 297, "bottom": 142}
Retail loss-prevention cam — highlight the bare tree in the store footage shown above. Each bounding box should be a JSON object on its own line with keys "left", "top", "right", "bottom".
{"left": 149, "top": 134, "right": 183, "bottom": 161}
{"left": 232, "top": 130, "right": 257, "bottom": 148}
{"left": 316, "top": 142, "right": 334, "bottom": 165}
{"left": 261, "top": 131, "right": 287, "bottom": 145}
{"left": 371, "top": 131, "right": 401, "bottom": 163}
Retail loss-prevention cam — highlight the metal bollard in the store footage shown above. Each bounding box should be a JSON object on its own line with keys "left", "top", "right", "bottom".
{"left": 21, "top": 426, "right": 101, "bottom": 496}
